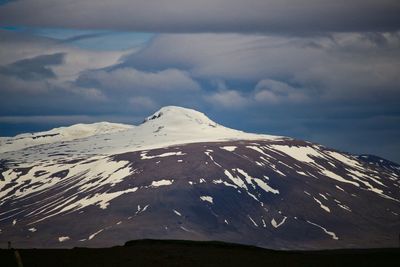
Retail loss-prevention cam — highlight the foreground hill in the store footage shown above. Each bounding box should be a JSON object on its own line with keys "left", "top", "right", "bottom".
{"left": 0, "top": 106, "right": 399, "bottom": 249}
{"left": 1, "top": 240, "right": 399, "bottom": 267}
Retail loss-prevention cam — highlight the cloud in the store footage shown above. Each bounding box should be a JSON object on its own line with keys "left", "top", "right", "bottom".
{"left": 206, "top": 79, "right": 310, "bottom": 109}
{"left": 0, "top": 73, "right": 51, "bottom": 94}
{"left": 254, "top": 79, "right": 308, "bottom": 104}
{"left": 0, "top": 30, "right": 128, "bottom": 82}
{"left": 77, "top": 68, "right": 200, "bottom": 93}
{"left": 122, "top": 33, "right": 400, "bottom": 102}
{"left": 128, "top": 96, "right": 157, "bottom": 111}
{"left": 0, "top": 1, "right": 399, "bottom": 33}
{"left": 0, "top": 115, "right": 105, "bottom": 125}
{"left": 0, "top": 31, "right": 124, "bottom": 116}
{"left": 0, "top": 53, "right": 65, "bottom": 80}
{"left": 0, "top": 31, "right": 203, "bottom": 119}
{"left": 206, "top": 90, "right": 248, "bottom": 108}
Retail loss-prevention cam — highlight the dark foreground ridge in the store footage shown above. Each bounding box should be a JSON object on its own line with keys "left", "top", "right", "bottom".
{"left": 1, "top": 239, "right": 399, "bottom": 267}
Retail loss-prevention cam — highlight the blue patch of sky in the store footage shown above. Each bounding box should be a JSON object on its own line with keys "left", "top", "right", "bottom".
{"left": 1, "top": 25, "right": 154, "bottom": 51}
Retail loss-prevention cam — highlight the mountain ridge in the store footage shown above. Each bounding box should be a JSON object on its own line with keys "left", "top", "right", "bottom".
{"left": 0, "top": 121, "right": 134, "bottom": 154}
{"left": 0, "top": 106, "right": 282, "bottom": 157}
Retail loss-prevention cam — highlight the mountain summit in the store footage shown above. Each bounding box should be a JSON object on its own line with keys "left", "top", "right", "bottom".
{"left": 143, "top": 106, "right": 219, "bottom": 126}
{"left": 0, "top": 106, "right": 399, "bottom": 249}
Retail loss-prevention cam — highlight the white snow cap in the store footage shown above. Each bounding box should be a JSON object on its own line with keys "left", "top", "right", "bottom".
{"left": 143, "top": 106, "right": 218, "bottom": 127}
{"left": 0, "top": 106, "right": 282, "bottom": 155}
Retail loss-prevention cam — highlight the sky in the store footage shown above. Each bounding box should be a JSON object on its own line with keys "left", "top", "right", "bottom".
{"left": 0, "top": 0, "right": 399, "bottom": 162}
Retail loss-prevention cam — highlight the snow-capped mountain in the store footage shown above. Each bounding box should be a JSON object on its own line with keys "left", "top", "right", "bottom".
{"left": 0, "top": 106, "right": 399, "bottom": 249}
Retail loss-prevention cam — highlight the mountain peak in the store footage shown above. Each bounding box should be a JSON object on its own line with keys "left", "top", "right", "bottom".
{"left": 143, "top": 106, "right": 218, "bottom": 127}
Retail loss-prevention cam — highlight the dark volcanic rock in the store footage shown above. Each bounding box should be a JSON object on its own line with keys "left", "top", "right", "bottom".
{"left": 0, "top": 139, "right": 399, "bottom": 249}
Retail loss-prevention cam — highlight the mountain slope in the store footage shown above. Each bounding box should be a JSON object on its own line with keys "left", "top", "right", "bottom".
{"left": 0, "top": 106, "right": 399, "bottom": 249}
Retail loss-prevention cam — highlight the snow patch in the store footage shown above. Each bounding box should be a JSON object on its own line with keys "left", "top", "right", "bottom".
{"left": 270, "top": 145, "right": 325, "bottom": 164}
{"left": 224, "top": 170, "right": 247, "bottom": 189}
{"left": 321, "top": 169, "right": 359, "bottom": 187}
{"left": 319, "top": 193, "right": 328, "bottom": 200}
{"left": 326, "top": 151, "right": 361, "bottom": 169}
{"left": 205, "top": 151, "right": 222, "bottom": 167}
{"left": 307, "top": 220, "right": 338, "bottom": 240}
{"left": 262, "top": 218, "right": 267, "bottom": 228}
{"left": 58, "top": 236, "right": 70, "bottom": 242}
{"left": 135, "top": 204, "right": 150, "bottom": 215}
{"left": 180, "top": 226, "right": 193, "bottom": 233}
{"left": 237, "top": 168, "right": 279, "bottom": 194}
{"left": 246, "top": 146, "right": 269, "bottom": 157}
{"left": 200, "top": 196, "right": 213, "bottom": 204}
{"left": 338, "top": 203, "right": 352, "bottom": 212}
{"left": 173, "top": 209, "right": 182, "bottom": 216}
{"left": 151, "top": 179, "right": 174, "bottom": 187}
{"left": 336, "top": 185, "right": 345, "bottom": 192}
{"left": 212, "top": 179, "right": 237, "bottom": 188}
{"left": 88, "top": 229, "right": 104, "bottom": 240}
{"left": 248, "top": 215, "right": 258, "bottom": 227}
{"left": 140, "top": 151, "right": 185, "bottom": 160}
{"left": 313, "top": 197, "right": 331, "bottom": 213}
{"left": 271, "top": 217, "right": 287, "bottom": 228}
{"left": 221, "top": 146, "right": 237, "bottom": 152}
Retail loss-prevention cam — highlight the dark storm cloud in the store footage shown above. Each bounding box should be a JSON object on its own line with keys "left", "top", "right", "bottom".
{"left": 0, "top": 53, "right": 65, "bottom": 80}
{"left": 0, "top": 0, "right": 399, "bottom": 33}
